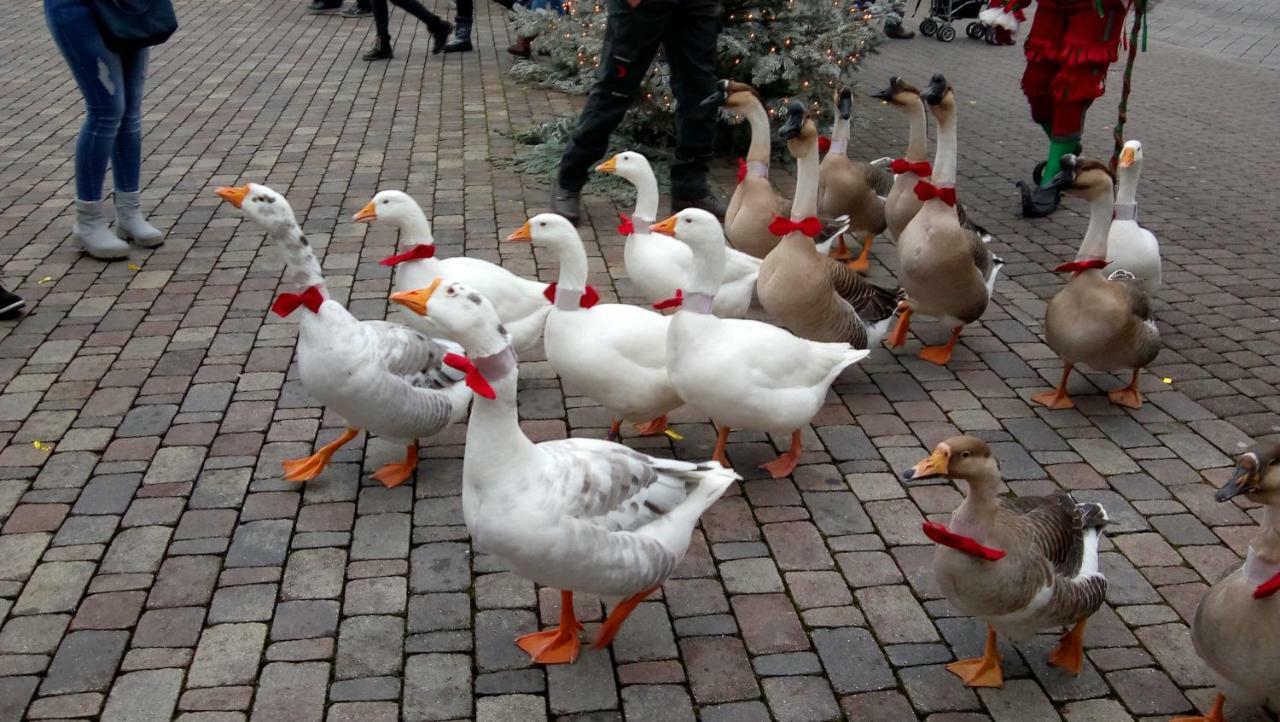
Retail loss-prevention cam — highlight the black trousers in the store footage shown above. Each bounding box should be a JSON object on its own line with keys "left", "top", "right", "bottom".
{"left": 371, "top": 0, "right": 451, "bottom": 36}
{"left": 557, "top": 0, "right": 722, "bottom": 199}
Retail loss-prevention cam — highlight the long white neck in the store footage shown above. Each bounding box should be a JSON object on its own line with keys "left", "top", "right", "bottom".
{"left": 463, "top": 359, "right": 536, "bottom": 480}
{"left": 830, "top": 115, "right": 850, "bottom": 156}
{"left": 949, "top": 476, "right": 999, "bottom": 542}
{"left": 792, "top": 140, "right": 820, "bottom": 219}
{"left": 905, "top": 98, "right": 928, "bottom": 161}
{"left": 744, "top": 101, "right": 772, "bottom": 163}
{"left": 627, "top": 166, "right": 660, "bottom": 223}
{"left": 1076, "top": 191, "right": 1114, "bottom": 261}
{"left": 684, "top": 236, "right": 726, "bottom": 297}
{"left": 932, "top": 109, "right": 957, "bottom": 186}
{"left": 552, "top": 238, "right": 590, "bottom": 292}
{"left": 1115, "top": 164, "right": 1140, "bottom": 207}
{"left": 276, "top": 223, "right": 326, "bottom": 290}
{"left": 397, "top": 208, "right": 435, "bottom": 245}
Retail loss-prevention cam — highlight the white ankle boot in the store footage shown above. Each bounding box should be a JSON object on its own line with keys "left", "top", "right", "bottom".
{"left": 73, "top": 200, "right": 130, "bottom": 260}
{"left": 114, "top": 191, "right": 164, "bottom": 247}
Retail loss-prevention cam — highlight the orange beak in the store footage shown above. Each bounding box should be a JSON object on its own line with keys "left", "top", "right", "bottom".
{"left": 506, "top": 221, "right": 533, "bottom": 242}
{"left": 389, "top": 278, "right": 442, "bottom": 317}
{"left": 354, "top": 201, "right": 378, "bottom": 223}
{"left": 650, "top": 215, "right": 679, "bottom": 236}
{"left": 904, "top": 447, "right": 950, "bottom": 481}
{"left": 595, "top": 156, "right": 619, "bottom": 174}
{"left": 215, "top": 185, "right": 250, "bottom": 208}
{"left": 1119, "top": 146, "right": 1136, "bottom": 168}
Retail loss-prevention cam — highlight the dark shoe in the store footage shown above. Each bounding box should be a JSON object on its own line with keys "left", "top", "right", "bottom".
{"left": 430, "top": 22, "right": 452, "bottom": 54}
{"left": 1018, "top": 181, "right": 1061, "bottom": 218}
{"left": 0, "top": 287, "right": 24, "bottom": 318}
{"left": 443, "top": 22, "right": 473, "bottom": 52}
{"left": 362, "top": 35, "right": 393, "bottom": 61}
{"left": 308, "top": 0, "right": 342, "bottom": 13}
{"left": 551, "top": 187, "right": 582, "bottom": 225}
{"left": 340, "top": 3, "right": 370, "bottom": 16}
{"left": 672, "top": 194, "right": 728, "bottom": 222}
{"left": 507, "top": 36, "right": 533, "bottom": 57}
{"left": 885, "top": 20, "right": 915, "bottom": 39}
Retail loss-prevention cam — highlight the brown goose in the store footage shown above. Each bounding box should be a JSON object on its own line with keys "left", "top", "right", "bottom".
{"left": 902, "top": 436, "right": 1109, "bottom": 688}
{"left": 887, "top": 74, "right": 1003, "bottom": 365}
{"left": 1175, "top": 443, "right": 1280, "bottom": 722}
{"left": 818, "top": 86, "right": 891, "bottom": 271}
{"left": 756, "top": 102, "right": 902, "bottom": 350}
{"left": 1032, "top": 155, "right": 1161, "bottom": 410}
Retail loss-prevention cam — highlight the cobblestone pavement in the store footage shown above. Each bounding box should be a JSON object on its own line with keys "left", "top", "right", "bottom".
{"left": 2, "top": 0, "right": 1280, "bottom": 719}
{"left": 1141, "top": 0, "right": 1280, "bottom": 70}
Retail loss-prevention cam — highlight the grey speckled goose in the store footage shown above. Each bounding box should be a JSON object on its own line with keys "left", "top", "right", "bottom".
{"left": 1180, "top": 443, "right": 1280, "bottom": 722}
{"left": 757, "top": 102, "right": 902, "bottom": 350}
{"left": 901, "top": 436, "right": 1109, "bottom": 689}
{"left": 1032, "top": 156, "right": 1161, "bottom": 412}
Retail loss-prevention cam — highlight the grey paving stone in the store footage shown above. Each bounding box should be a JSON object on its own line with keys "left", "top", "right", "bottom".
{"left": 856, "top": 585, "right": 939, "bottom": 643}
{"left": 41, "top": 630, "right": 129, "bottom": 695}
{"left": 720, "top": 557, "right": 785, "bottom": 594}
{"left": 761, "top": 675, "right": 840, "bottom": 722}
{"left": 410, "top": 542, "right": 471, "bottom": 592}
{"left": 408, "top": 592, "right": 471, "bottom": 633}
{"left": 699, "top": 701, "right": 773, "bottom": 722}
{"left": 350, "top": 512, "right": 410, "bottom": 560}
{"left": 13, "top": 561, "right": 94, "bottom": 615}
{"left": 250, "top": 661, "right": 329, "bottom": 722}
{"left": 335, "top": 615, "right": 402, "bottom": 679}
{"left": 978, "top": 679, "right": 1060, "bottom": 722}
{"left": 271, "top": 600, "right": 339, "bottom": 641}
{"left": 208, "top": 584, "right": 278, "bottom": 623}
{"left": 680, "top": 636, "right": 759, "bottom": 704}
{"left": 100, "top": 669, "right": 184, "bottom": 722}
{"left": 225, "top": 519, "right": 293, "bottom": 568}
{"left": 475, "top": 608, "right": 539, "bottom": 673}
{"left": 148, "top": 555, "right": 221, "bottom": 608}
{"left": 100, "top": 526, "right": 172, "bottom": 574}
{"left": 811, "top": 627, "right": 894, "bottom": 693}
{"left": 133, "top": 607, "right": 206, "bottom": 648}
{"left": 477, "top": 693, "right": 550, "bottom": 722}
{"left": 839, "top": 690, "right": 919, "bottom": 721}
{"left": 474, "top": 669, "right": 547, "bottom": 695}
{"left": 282, "top": 548, "right": 345, "bottom": 600}
{"left": 0, "top": 614, "right": 70, "bottom": 654}
{"left": 0, "top": 533, "right": 50, "bottom": 581}
{"left": 187, "top": 624, "right": 268, "bottom": 688}
{"left": 548, "top": 646, "right": 619, "bottom": 714}
{"left": 72, "top": 475, "right": 142, "bottom": 515}
{"left": 753, "top": 651, "right": 824, "bottom": 676}
{"left": 329, "top": 676, "right": 401, "bottom": 701}
{"left": 732, "top": 593, "right": 809, "bottom": 654}
{"left": 620, "top": 684, "right": 694, "bottom": 722}
{"left": 900, "top": 664, "right": 980, "bottom": 712}
{"left": 343, "top": 576, "right": 407, "bottom": 615}
{"left": 610, "top": 601, "right": 677, "bottom": 663}
{"left": 404, "top": 653, "right": 472, "bottom": 721}
{"left": 1105, "top": 667, "right": 1192, "bottom": 715}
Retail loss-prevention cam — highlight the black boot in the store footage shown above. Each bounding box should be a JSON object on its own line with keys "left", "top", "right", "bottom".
{"left": 1018, "top": 182, "right": 1060, "bottom": 218}
{"left": 443, "top": 21, "right": 473, "bottom": 52}
{"left": 430, "top": 22, "right": 452, "bottom": 54}
{"left": 885, "top": 20, "right": 915, "bottom": 39}
{"left": 362, "top": 35, "right": 393, "bottom": 61}
{"left": 551, "top": 186, "right": 582, "bottom": 226}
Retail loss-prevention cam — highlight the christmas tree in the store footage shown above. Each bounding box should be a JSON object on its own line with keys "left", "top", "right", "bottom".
{"left": 507, "top": 0, "right": 891, "bottom": 193}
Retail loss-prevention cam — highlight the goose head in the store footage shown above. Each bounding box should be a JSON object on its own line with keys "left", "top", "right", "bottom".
{"left": 779, "top": 101, "right": 818, "bottom": 157}
{"left": 390, "top": 278, "right": 511, "bottom": 357}
{"left": 834, "top": 87, "right": 853, "bottom": 120}
{"left": 595, "top": 150, "right": 653, "bottom": 185}
{"left": 650, "top": 208, "right": 727, "bottom": 292}
{"left": 215, "top": 182, "right": 298, "bottom": 236}
{"left": 505, "top": 212, "right": 581, "bottom": 251}
{"left": 921, "top": 73, "right": 956, "bottom": 122}
{"left": 901, "top": 436, "right": 1001, "bottom": 492}
{"left": 354, "top": 190, "right": 433, "bottom": 238}
{"left": 870, "top": 76, "right": 922, "bottom": 108}
{"left": 1217, "top": 442, "right": 1280, "bottom": 505}
{"left": 1060, "top": 155, "right": 1115, "bottom": 202}
{"left": 701, "top": 79, "right": 763, "bottom": 112}
{"left": 1117, "top": 139, "right": 1144, "bottom": 181}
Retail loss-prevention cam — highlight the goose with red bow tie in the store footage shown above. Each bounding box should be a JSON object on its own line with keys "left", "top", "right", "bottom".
{"left": 508, "top": 214, "right": 684, "bottom": 440}
{"left": 389, "top": 279, "right": 738, "bottom": 665}
{"left": 354, "top": 190, "right": 552, "bottom": 354}
{"left": 214, "top": 183, "right": 471, "bottom": 488}
{"left": 902, "top": 436, "right": 1110, "bottom": 688}
{"left": 756, "top": 102, "right": 902, "bottom": 351}
{"left": 1177, "top": 442, "right": 1280, "bottom": 722}
{"left": 888, "top": 74, "right": 1004, "bottom": 366}
{"left": 1031, "top": 156, "right": 1160, "bottom": 410}
{"left": 596, "top": 151, "right": 760, "bottom": 319}
{"left": 817, "top": 87, "right": 892, "bottom": 271}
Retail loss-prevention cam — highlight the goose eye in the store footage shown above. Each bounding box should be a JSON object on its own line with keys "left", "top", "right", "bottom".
{"left": 1269, "top": 458, "right": 1278, "bottom": 466}
{"left": 381, "top": 199, "right": 388, "bottom": 204}
{"left": 961, "top": 451, "right": 971, "bottom": 458}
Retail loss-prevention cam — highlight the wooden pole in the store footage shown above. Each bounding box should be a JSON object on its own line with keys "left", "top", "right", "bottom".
{"left": 1111, "top": 0, "right": 1145, "bottom": 173}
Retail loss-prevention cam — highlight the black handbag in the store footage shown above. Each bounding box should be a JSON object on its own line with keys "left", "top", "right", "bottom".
{"left": 90, "top": 0, "right": 179, "bottom": 52}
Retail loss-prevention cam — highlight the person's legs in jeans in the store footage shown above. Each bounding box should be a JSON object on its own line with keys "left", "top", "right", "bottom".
{"left": 554, "top": 0, "right": 668, "bottom": 221}
{"left": 364, "top": 0, "right": 451, "bottom": 59}
{"left": 44, "top": 0, "right": 131, "bottom": 258}
{"left": 444, "top": 0, "right": 474, "bottom": 52}
{"left": 663, "top": 0, "right": 720, "bottom": 204}
{"left": 111, "top": 47, "right": 162, "bottom": 244}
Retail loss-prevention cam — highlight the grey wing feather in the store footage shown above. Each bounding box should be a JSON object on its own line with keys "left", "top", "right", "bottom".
{"left": 1001, "top": 493, "right": 1085, "bottom": 579}
{"left": 967, "top": 230, "right": 995, "bottom": 282}
{"left": 956, "top": 201, "right": 992, "bottom": 240}
{"left": 365, "top": 320, "right": 459, "bottom": 389}
{"left": 826, "top": 260, "right": 903, "bottom": 324}
{"left": 863, "top": 163, "right": 894, "bottom": 197}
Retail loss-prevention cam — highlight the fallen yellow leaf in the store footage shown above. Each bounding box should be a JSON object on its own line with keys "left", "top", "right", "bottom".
{"left": 127, "top": 263, "right": 142, "bottom": 271}
{"left": 663, "top": 429, "right": 684, "bottom": 441}
{"left": 38, "top": 276, "right": 54, "bottom": 285}
{"left": 32, "top": 441, "right": 53, "bottom": 452}
{"left": 1162, "top": 377, "right": 1172, "bottom": 384}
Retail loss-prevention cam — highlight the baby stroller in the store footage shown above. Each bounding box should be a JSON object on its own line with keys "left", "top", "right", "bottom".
{"left": 914, "top": 0, "right": 985, "bottom": 41}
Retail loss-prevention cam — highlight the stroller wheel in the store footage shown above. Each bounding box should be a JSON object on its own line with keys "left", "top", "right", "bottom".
{"left": 937, "top": 24, "right": 956, "bottom": 41}
{"left": 920, "top": 17, "right": 938, "bottom": 36}
{"left": 966, "top": 21, "right": 982, "bottom": 39}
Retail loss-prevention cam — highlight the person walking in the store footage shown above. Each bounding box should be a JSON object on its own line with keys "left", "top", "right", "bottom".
{"left": 363, "top": 0, "right": 453, "bottom": 60}
{"left": 551, "top": 0, "right": 725, "bottom": 225}
{"left": 441, "top": 0, "right": 474, "bottom": 52}
{"left": 45, "top": 0, "right": 166, "bottom": 260}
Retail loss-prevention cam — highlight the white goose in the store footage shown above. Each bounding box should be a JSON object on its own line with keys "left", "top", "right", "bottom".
{"left": 508, "top": 214, "right": 684, "bottom": 439}
{"left": 1104, "top": 140, "right": 1161, "bottom": 296}
{"left": 597, "top": 151, "right": 761, "bottom": 318}
{"left": 390, "top": 279, "right": 738, "bottom": 664}
{"left": 652, "top": 209, "right": 870, "bottom": 478}
{"left": 354, "top": 191, "right": 552, "bottom": 353}
{"left": 215, "top": 183, "right": 470, "bottom": 488}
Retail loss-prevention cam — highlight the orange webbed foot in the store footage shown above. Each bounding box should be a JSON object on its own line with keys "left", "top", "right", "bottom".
{"left": 758, "top": 430, "right": 802, "bottom": 479}
{"left": 829, "top": 234, "right": 852, "bottom": 261}
{"left": 918, "top": 344, "right": 954, "bottom": 366}
{"left": 1171, "top": 694, "right": 1227, "bottom": 722}
{"left": 946, "top": 654, "right": 1005, "bottom": 688}
{"left": 371, "top": 442, "right": 418, "bottom": 488}
{"left": 1107, "top": 386, "right": 1143, "bottom": 409}
{"left": 886, "top": 303, "right": 913, "bottom": 349}
{"left": 633, "top": 415, "right": 669, "bottom": 436}
{"left": 1032, "top": 389, "right": 1076, "bottom": 410}
{"left": 1047, "top": 620, "right": 1088, "bottom": 676}
{"left": 845, "top": 235, "right": 872, "bottom": 272}
{"left": 282, "top": 454, "right": 330, "bottom": 482}
{"left": 515, "top": 625, "right": 583, "bottom": 664}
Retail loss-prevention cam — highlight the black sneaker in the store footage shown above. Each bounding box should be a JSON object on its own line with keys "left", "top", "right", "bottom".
{"left": 0, "top": 286, "right": 25, "bottom": 318}
{"left": 443, "top": 22, "right": 473, "bottom": 53}
{"left": 885, "top": 20, "right": 916, "bottom": 39}
{"left": 430, "top": 22, "right": 453, "bottom": 54}
{"left": 340, "top": 3, "right": 370, "bottom": 17}
{"left": 362, "top": 35, "right": 393, "bottom": 61}
{"left": 308, "top": 0, "right": 342, "bottom": 13}
{"left": 1018, "top": 182, "right": 1061, "bottom": 218}
{"left": 551, "top": 187, "right": 582, "bottom": 226}
{"left": 672, "top": 194, "right": 728, "bottom": 222}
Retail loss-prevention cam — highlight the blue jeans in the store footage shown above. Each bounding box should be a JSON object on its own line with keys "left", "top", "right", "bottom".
{"left": 45, "top": 0, "right": 149, "bottom": 201}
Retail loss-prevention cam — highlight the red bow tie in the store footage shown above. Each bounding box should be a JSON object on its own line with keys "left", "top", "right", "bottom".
{"left": 818, "top": 135, "right": 832, "bottom": 154}
{"left": 443, "top": 353, "right": 495, "bottom": 400}
{"left": 1053, "top": 259, "right": 1108, "bottom": 274}
{"left": 914, "top": 181, "right": 957, "bottom": 206}
{"left": 617, "top": 212, "right": 634, "bottom": 236}
{"left": 768, "top": 215, "right": 824, "bottom": 238}
{"left": 922, "top": 520, "right": 1006, "bottom": 561}
{"left": 652, "top": 288, "right": 683, "bottom": 310}
{"left": 737, "top": 158, "right": 748, "bottom": 185}
{"left": 891, "top": 159, "right": 933, "bottom": 176}
{"left": 543, "top": 283, "right": 600, "bottom": 309}
{"left": 379, "top": 244, "right": 437, "bottom": 267}
{"left": 1254, "top": 570, "right": 1280, "bottom": 599}
{"left": 271, "top": 285, "right": 325, "bottom": 318}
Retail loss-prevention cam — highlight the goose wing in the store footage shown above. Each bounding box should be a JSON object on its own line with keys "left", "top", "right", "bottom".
{"left": 826, "top": 260, "right": 903, "bottom": 324}
{"left": 364, "top": 320, "right": 459, "bottom": 388}
{"left": 1001, "top": 493, "right": 1086, "bottom": 578}
{"left": 862, "top": 163, "right": 894, "bottom": 198}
